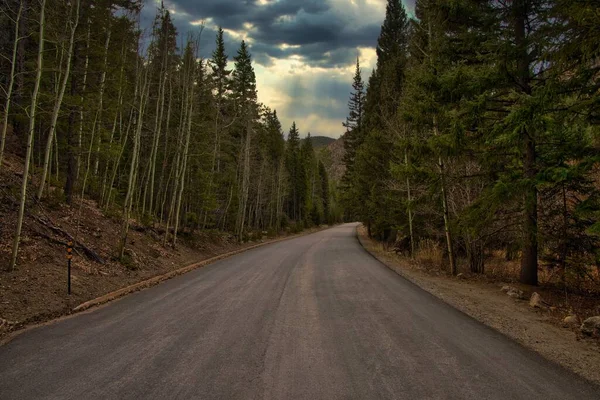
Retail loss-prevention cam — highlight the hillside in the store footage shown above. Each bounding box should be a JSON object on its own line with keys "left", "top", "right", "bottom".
{"left": 304, "top": 136, "right": 336, "bottom": 149}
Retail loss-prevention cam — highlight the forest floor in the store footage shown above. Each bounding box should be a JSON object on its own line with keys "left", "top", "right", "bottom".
{"left": 0, "top": 153, "right": 323, "bottom": 340}
{"left": 357, "top": 225, "right": 600, "bottom": 385}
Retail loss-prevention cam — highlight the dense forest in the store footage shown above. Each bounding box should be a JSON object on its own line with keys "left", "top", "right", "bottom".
{"left": 342, "top": 0, "right": 599, "bottom": 287}
{"left": 0, "top": 0, "right": 342, "bottom": 271}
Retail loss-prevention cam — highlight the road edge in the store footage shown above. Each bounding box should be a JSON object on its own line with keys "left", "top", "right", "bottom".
{"left": 355, "top": 224, "right": 600, "bottom": 387}
{"left": 73, "top": 225, "right": 330, "bottom": 312}
{"left": 1, "top": 225, "right": 334, "bottom": 346}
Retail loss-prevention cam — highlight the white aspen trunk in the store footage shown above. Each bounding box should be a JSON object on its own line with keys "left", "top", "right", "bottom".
{"left": 37, "top": 0, "right": 80, "bottom": 199}
{"left": 237, "top": 122, "right": 252, "bottom": 241}
{"left": 268, "top": 171, "right": 275, "bottom": 229}
{"left": 100, "top": 112, "right": 119, "bottom": 204}
{"left": 145, "top": 72, "right": 167, "bottom": 216}
{"left": 53, "top": 127, "right": 59, "bottom": 181}
{"left": 221, "top": 181, "right": 234, "bottom": 231}
{"left": 159, "top": 151, "right": 175, "bottom": 224}
{"left": 101, "top": 43, "right": 126, "bottom": 206}
{"left": 10, "top": 0, "right": 46, "bottom": 271}
{"left": 433, "top": 115, "right": 456, "bottom": 274}
{"left": 157, "top": 76, "right": 173, "bottom": 222}
{"left": 93, "top": 25, "right": 111, "bottom": 176}
{"left": 76, "top": 20, "right": 91, "bottom": 182}
{"left": 202, "top": 90, "right": 224, "bottom": 229}
{"left": 405, "top": 148, "right": 414, "bottom": 257}
{"left": 164, "top": 67, "right": 189, "bottom": 246}
{"left": 275, "top": 158, "right": 284, "bottom": 231}
{"left": 172, "top": 72, "right": 195, "bottom": 247}
{"left": 163, "top": 149, "right": 181, "bottom": 245}
{"left": 254, "top": 158, "right": 266, "bottom": 229}
{"left": 105, "top": 106, "right": 133, "bottom": 210}
{"left": 119, "top": 57, "right": 149, "bottom": 259}
{"left": 0, "top": 1, "right": 23, "bottom": 167}
{"left": 146, "top": 36, "right": 170, "bottom": 217}
{"left": 81, "top": 26, "right": 110, "bottom": 197}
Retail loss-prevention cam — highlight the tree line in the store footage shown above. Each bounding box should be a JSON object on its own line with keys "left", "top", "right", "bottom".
{"left": 342, "top": 0, "right": 599, "bottom": 286}
{"left": 0, "top": 0, "right": 340, "bottom": 271}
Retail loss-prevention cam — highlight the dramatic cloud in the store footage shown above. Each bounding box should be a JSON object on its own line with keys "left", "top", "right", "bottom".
{"left": 144, "top": 0, "right": 415, "bottom": 138}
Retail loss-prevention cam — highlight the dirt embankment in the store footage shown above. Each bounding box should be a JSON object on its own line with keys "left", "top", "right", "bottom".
{"left": 357, "top": 225, "right": 600, "bottom": 385}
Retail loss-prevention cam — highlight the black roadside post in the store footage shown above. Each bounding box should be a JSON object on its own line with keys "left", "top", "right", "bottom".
{"left": 67, "top": 241, "right": 73, "bottom": 295}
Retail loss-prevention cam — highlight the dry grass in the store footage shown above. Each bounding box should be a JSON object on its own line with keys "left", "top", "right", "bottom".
{"left": 415, "top": 239, "right": 444, "bottom": 270}
{"left": 360, "top": 225, "right": 600, "bottom": 322}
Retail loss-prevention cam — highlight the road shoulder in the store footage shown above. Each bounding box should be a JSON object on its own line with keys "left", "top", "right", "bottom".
{"left": 356, "top": 225, "right": 600, "bottom": 385}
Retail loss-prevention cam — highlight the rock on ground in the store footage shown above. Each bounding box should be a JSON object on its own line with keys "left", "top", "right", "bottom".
{"left": 581, "top": 316, "right": 600, "bottom": 337}
{"left": 529, "top": 292, "right": 545, "bottom": 309}
{"left": 507, "top": 288, "right": 525, "bottom": 300}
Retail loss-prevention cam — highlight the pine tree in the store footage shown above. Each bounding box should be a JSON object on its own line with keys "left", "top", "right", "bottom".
{"left": 286, "top": 122, "right": 301, "bottom": 221}
{"left": 319, "top": 160, "right": 330, "bottom": 223}
{"left": 376, "top": 0, "right": 409, "bottom": 69}
{"left": 348, "top": 0, "right": 409, "bottom": 238}
{"left": 232, "top": 40, "right": 258, "bottom": 240}
{"left": 342, "top": 57, "right": 365, "bottom": 174}
{"left": 301, "top": 133, "right": 315, "bottom": 224}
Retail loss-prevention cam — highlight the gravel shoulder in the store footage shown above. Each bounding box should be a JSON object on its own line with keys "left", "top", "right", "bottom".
{"left": 357, "top": 225, "right": 600, "bottom": 385}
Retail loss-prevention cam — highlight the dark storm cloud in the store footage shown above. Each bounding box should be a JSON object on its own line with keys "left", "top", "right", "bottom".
{"left": 160, "top": 0, "right": 382, "bottom": 68}
{"left": 147, "top": 0, "right": 414, "bottom": 137}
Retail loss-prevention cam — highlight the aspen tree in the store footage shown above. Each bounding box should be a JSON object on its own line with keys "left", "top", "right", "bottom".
{"left": 0, "top": 1, "right": 23, "bottom": 167}
{"left": 10, "top": 0, "right": 46, "bottom": 271}
{"left": 119, "top": 32, "right": 149, "bottom": 259}
{"left": 37, "top": 0, "right": 80, "bottom": 199}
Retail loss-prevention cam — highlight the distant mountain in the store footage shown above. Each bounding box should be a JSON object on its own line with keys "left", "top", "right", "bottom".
{"left": 303, "top": 136, "right": 336, "bottom": 149}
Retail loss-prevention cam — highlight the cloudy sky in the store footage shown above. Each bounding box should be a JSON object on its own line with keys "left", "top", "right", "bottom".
{"left": 143, "top": 0, "right": 416, "bottom": 138}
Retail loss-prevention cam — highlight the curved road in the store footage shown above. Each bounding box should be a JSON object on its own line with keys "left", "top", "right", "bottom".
{"left": 0, "top": 224, "right": 598, "bottom": 399}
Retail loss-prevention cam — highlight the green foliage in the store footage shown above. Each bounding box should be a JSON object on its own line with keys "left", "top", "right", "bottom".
{"left": 342, "top": 0, "right": 600, "bottom": 285}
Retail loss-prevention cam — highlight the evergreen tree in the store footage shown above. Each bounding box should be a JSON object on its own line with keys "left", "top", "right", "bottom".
{"left": 210, "top": 27, "right": 231, "bottom": 101}
{"left": 342, "top": 57, "right": 365, "bottom": 185}
{"left": 376, "top": 0, "right": 409, "bottom": 69}
{"left": 319, "top": 160, "right": 330, "bottom": 223}
{"left": 232, "top": 40, "right": 258, "bottom": 240}
{"left": 348, "top": 0, "right": 409, "bottom": 238}
{"left": 301, "top": 133, "right": 315, "bottom": 225}
{"left": 286, "top": 122, "right": 301, "bottom": 221}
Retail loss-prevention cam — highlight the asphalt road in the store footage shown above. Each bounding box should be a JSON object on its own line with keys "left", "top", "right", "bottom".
{"left": 0, "top": 223, "right": 598, "bottom": 399}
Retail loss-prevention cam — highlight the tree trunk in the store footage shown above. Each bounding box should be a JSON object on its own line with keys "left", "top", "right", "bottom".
{"left": 237, "top": 122, "right": 252, "bottom": 241}
{"left": 514, "top": 0, "right": 538, "bottom": 286}
{"left": 37, "top": 0, "right": 80, "bottom": 199}
{"left": 10, "top": 0, "right": 46, "bottom": 271}
{"left": 433, "top": 116, "right": 456, "bottom": 275}
{"left": 0, "top": 1, "right": 23, "bottom": 167}
{"left": 82, "top": 25, "right": 111, "bottom": 197}
{"left": 156, "top": 76, "right": 173, "bottom": 223}
{"left": 76, "top": 20, "right": 91, "bottom": 183}
{"left": 146, "top": 71, "right": 167, "bottom": 216}
{"left": 172, "top": 70, "right": 195, "bottom": 247}
{"left": 405, "top": 149, "right": 414, "bottom": 257}
{"left": 101, "top": 44, "right": 127, "bottom": 207}
{"left": 118, "top": 49, "right": 148, "bottom": 259}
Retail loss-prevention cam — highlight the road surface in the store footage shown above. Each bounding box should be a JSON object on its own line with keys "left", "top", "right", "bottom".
{"left": 0, "top": 224, "right": 598, "bottom": 399}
